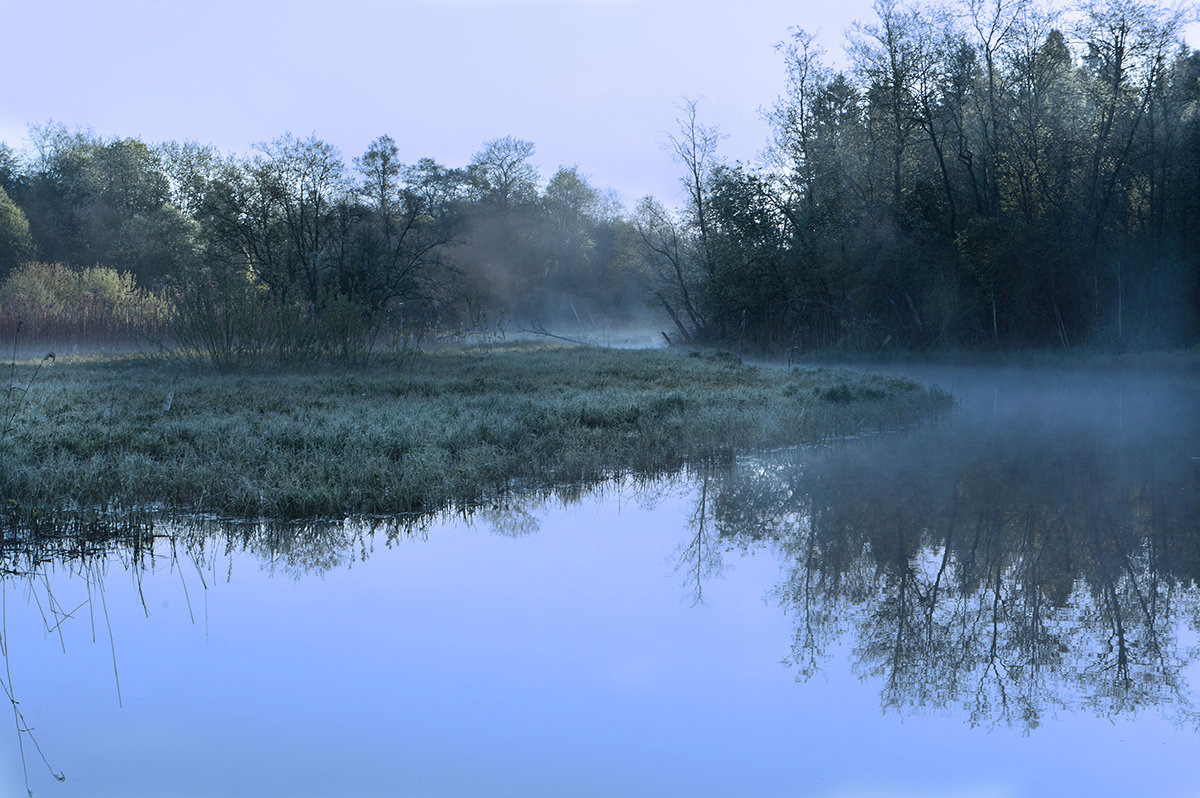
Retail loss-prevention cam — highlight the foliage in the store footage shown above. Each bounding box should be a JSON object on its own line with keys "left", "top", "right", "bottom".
{"left": 3, "top": 0, "right": 1197, "bottom": 356}
{"left": 0, "top": 186, "right": 33, "bottom": 278}
{"left": 642, "top": 0, "right": 1200, "bottom": 353}
{"left": 15, "top": 125, "right": 197, "bottom": 286}
{"left": 0, "top": 262, "right": 170, "bottom": 343}
{"left": 2, "top": 126, "right": 649, "bottom": 363}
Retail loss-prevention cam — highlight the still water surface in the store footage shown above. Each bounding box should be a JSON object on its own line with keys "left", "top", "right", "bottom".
{"left": 2, "top": 364, "right": 1198, "bottom": 797}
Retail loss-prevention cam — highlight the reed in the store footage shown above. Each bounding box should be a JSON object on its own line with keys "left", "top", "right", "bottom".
{"left": 0, "top": 263, "right": 171, "bottom": 350}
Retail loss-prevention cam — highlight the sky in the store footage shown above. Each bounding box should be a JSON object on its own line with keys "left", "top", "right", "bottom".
{"left": 1, "top": 0, "right": 1197, "bottom": 209}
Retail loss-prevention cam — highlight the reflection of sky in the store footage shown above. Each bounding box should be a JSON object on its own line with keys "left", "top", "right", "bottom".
{"left": 3, "top": 469, "right": 1200, "bottom": 797}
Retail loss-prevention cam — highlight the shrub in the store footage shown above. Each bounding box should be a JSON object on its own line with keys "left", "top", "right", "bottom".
{"left": 169, "top": 267, "right": 271, "bottom": 368}
{"left": 171, "top": 271, "right": 398, "bottom": 368}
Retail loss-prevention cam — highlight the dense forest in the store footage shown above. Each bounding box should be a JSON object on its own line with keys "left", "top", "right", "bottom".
{"left": 654, "top": 0, "right": 1200, "bottom": 351}
{"left": 0, "top": 0, "right": 1197, "bottom": 361}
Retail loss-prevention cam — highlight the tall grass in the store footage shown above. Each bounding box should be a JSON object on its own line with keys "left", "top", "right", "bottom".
{"left": 0, "top": 344, "right": 54, "bottom": 497}
{"left": 0, "top": 344, "right": 950, "bottom": 522}
{"left": 0, "top": 263, "right": 170, "bottom": 348}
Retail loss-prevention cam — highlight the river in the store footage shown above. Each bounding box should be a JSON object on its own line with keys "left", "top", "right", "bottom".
{"left": 2, "top": 363, "right": 1198, "bottom": 797}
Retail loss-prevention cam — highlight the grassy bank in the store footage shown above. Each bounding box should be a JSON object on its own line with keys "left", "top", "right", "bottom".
{"left": 0, "top": 344, "right": 949, "bottom": 522}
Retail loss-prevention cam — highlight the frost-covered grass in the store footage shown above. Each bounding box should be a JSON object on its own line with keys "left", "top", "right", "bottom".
{"left": 0, "top": 343, "right": 949, "bottom": 521}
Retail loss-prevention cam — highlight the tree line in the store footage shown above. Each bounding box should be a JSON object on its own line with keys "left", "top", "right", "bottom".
{"left": 0, "top": 0, "right": 1197, "bottom": 359}
{"left": 644, "top": 0, "right": 1200, "bottom": 351}
{"left": 0, "top": 128, "right": 647, "bottom": 363}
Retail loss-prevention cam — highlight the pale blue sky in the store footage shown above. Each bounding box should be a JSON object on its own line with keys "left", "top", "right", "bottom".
{"left": 0, "top": 0, "right": 1196, "bottom": 207}
{"left": 0, "top": 0, "right": 888, "bottom": 205}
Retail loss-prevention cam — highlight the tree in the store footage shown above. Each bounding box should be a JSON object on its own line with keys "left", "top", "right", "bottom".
{"left": 0, "top": 143, "right": 21, "bottom": 196}
{"left": 966, "top": 0, "right": 1026, "bottom": 217}
{"left": 0, "top": 186, "right": 34, "bottom": 277}
{"left": 198, "top": 157, "right": 289, "bottom": 290}
{"left": 403, "top": 157, "right": 468, "bottom": 219}
{"left": 356, "top": 135, "right": 402, "bottom": 223}
{"left": 705, "top": 165, "right": 799, "bottom": 347}
{"left": 19, "top": 123, "right": 110, "bottom": 267}
{"left": 347, "top": 136, "right": 458, "bottom": 317}
{"left": 850, "top": 0, "right": 925, "bottom": 215}
{"left": 807, "top": 72, "right": 872, "bottom": 228}
{"left": 251, "top": 133, "right": 348, "bottom": 303}
{"left": 451, "top": 137, "right": 543, "bottom": 322}
{"left": 538, "top": 166, "right": 600, "bottom": 287}
{"left": 667, "top": 99, "right": 723, "bottom": 277}
{"left": 467, "top": 137, "right": 539, "bottom": 211}
{"left": 770, "top": 29, "right": 834, "bottom": 222}
{"left": 635, "top": 195, "right": 706, "bottom": 343}
{"left": 15, "top": 125, "right": 198, "bottom": 285}
{"left": 1003, "top": 18, "right": 1076, "bottom": 225}
{"left": 115, "top": 204, "right": 201, "bottom": 286}
{"left": 906, "top": 8, "right": 963, "bottom": 239}
{"left": 156, "top": 140, "right": 224, "bottom": 219}
{"left": 1074, "top": 0, "right": 1188, "bottom": 338}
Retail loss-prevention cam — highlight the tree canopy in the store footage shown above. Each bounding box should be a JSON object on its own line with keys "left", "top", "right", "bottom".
{"left": 0, "top": 0, "right": 1196, "bottom": 358}
{"left": 651, "top": 0, "right": 1200, "bottom": 351}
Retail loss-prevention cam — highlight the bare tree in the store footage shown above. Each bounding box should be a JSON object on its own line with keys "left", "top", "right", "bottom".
{"left": 467, "top": 137, "right": 539, "bottom": 211}
{"left": 666, "top": 99, "right": 723, "bottom": 277}
{"left": 351, "top": 135, "right": 457, "bottom": 314}
{"left": 253, "top": 133, "right": 347, "bottom": 304}
{"left": 635, "top": 196, "right": 705, "bottom": 343}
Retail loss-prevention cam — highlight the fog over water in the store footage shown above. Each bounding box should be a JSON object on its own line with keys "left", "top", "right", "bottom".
{"left": 1, "top": 360, "right": 1198, "bottom": 796}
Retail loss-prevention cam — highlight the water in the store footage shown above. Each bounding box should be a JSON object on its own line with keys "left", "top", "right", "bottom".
{"left": 2, "top": 365, "right": 1198, "bottom": 797}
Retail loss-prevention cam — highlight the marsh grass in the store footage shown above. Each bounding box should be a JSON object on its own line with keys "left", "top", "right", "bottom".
{"left": 0, "top": 343, "right": 949, "bottom": 521}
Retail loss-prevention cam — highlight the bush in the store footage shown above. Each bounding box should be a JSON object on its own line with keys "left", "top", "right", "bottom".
{"left": 169, "top": 266, "right": 277, "bottom": 368}
{"left": 171, "top": 271, "right": 395, "bottom": 368}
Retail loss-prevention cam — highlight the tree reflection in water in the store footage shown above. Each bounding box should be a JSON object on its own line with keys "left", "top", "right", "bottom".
{"left": 698, "top": 403, "right": 1200, "bottom": 730}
